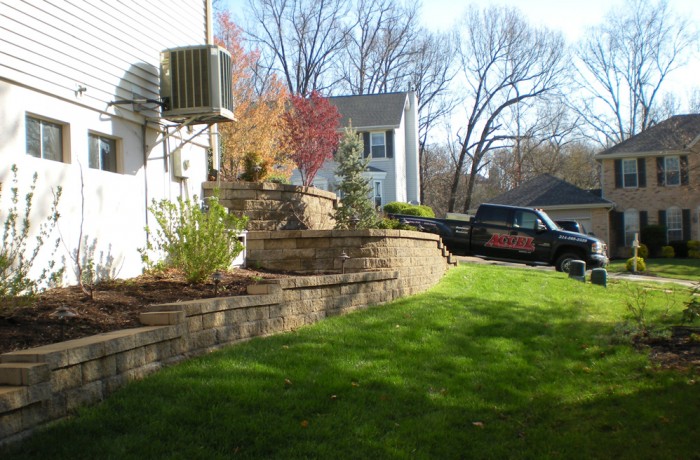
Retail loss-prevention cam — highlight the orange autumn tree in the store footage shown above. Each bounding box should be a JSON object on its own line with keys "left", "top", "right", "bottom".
{"left": 215, "top": 12, "right": 290, "bottom": 181}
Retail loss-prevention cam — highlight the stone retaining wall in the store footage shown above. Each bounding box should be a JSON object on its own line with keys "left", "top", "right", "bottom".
{"left": 0, "top": 232, "right": 455, "bottom": 445}
{"left": 246, "top": 229, "right": 454, "bottom": 293}
{"left": 203, "top": 182, "right": 339, "bottom": 231}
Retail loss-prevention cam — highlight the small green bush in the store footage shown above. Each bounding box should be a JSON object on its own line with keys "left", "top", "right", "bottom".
{"left": 1, "top": 165, "right": 63, "bottom": 304}
{"left": 688, "top": 240, "right": 700, "bottom": 259}
{"left": 383, "top": 202, "right": 411, "bottom": 214}
{"left": 140, "top": 192, "right": 248, "bottom": 283}
{"left": 374, "top": 218, "right": 414, "bottom": 230}
{"left": 266, "top": 174, "right": 289, "bottom": 184}
{"left": 383, "top": 202, "right": 435, "bottom": 217}
{"left": 661, "top": 246, "right": 675, "bottom": 258}
{"left": 625, "top": 257, "right": 646, "bottom": 272}
{"left": 637, "top": 243, "right": 649, "bottom": 259}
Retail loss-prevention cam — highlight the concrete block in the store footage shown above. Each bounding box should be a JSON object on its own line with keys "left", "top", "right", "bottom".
{"left": 0, "top": 386, "right": 27, "bottom": 413}
{"left": 115, "top": 348, "right": 146, "bottom": 374}
{"left": 65, "top": 381, "right": 103, "bottom": 412}
{"left": 140, "top": 311, "right": 185, "bottom": 326}
{"left": 0, "top": 363, "right": 50, "bottom": 386}
{"left": 21, "top": 401, "right": 51, "bottom": 431}
{"left": 51, "top": 366, "right": 82, "bottom": 392}
{"left": 0, "top": 409, "right": 22, "bottom": 439}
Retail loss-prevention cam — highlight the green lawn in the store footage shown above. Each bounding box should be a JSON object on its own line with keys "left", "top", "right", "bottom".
{"left": 607, "top": 257, "right": 700, "bottom": 281}
{"left": 3, "top": 266, "right": 698, "bottom": 459}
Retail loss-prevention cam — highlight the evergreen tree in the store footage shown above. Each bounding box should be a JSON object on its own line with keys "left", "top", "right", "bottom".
{"left": 333, "top": 126, "right": 378, "bottom": 229}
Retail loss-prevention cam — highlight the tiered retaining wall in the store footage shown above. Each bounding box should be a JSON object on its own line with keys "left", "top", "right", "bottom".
{"left": 246, "top": 229, "right": 453, "bottom": 292}
{"left": 203, "top": 182, "right": 339, "bottom": 231}
{"left": 0, "top": 231, "right": 455, "bottom": 445}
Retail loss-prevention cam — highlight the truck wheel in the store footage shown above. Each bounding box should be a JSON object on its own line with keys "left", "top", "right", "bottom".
{"left": 555, "top": 252, "right": 580, "bottom": 273}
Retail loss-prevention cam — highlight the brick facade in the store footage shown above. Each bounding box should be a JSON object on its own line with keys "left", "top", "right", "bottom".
{"left": 600, "top": 148, "right": 700, "bottom": 257}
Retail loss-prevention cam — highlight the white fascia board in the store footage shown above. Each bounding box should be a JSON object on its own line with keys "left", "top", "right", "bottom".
{"left": 594, "top": 149, "right": 689, "bottom": 160}
{"left": 338, "top": 125, "right": 398, "bottom": 132}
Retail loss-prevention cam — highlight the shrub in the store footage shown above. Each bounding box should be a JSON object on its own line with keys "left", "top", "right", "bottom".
{"left": 625, "top": 257, "right": 646, "bottom": 272}
{"left": 641, "top": 225, "right": 665, "bottom": 257}
{"left": 668, "top": 240, "right": 688, "bottom": 258}
{"left": 140, "top": 192, "right": 248, "bottom": 283}
{"left": 688, "top": 240, "right": 700, "bottom": 259}
{"left": 383, "top": 202, "right": 435, "bottom": 217}
{"left": 1, "top": 165, "right": 63, "bottom": 303}
{"left": 266, "top": 174, "right": 289, "bottom": 184}
{"left": 374, "top": 218, "right": 414, "bottom": 230}
{"left": 661, "top": 245, "right": 675, "bottom": 258}
{"left": 383, "top": 201, "right": 410, "bottom": 215}
{"left": 637, "top": 243, "right": 649, "bottom": 259}
{"left": 333, "top": 126, "right": 378, "bottom": 229}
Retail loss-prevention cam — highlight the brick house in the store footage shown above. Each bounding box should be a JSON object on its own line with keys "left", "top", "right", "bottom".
{"left": 595, "top": 114, "right": 700, "bottom": 258}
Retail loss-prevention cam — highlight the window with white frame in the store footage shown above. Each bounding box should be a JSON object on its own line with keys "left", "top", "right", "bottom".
{"left": 666, "top": 207, "right": 682, "bottom": 242}
{"left": 26, "top": 115, "right": 65, "bottom": 162}
{"left": 373, "top": 181, "right": 383, "bottom": 208}
{"left": 622, "top": 158, "right": 638, "bottom": 188}
{"left": 88, "top": 133, "right": 118, "bottom": 172}
{"left": 623, "top": 209, "right": 639, "bottom": 247}
{"left": 664, "top": 156, "right": 680, "bottom": 186}
{"left": 370, "top": 132, "right": 386, "bottom": 158}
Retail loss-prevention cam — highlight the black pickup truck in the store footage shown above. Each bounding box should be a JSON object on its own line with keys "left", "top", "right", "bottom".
{"left": 393, "top": 203, "right": 608, "bottom": 272}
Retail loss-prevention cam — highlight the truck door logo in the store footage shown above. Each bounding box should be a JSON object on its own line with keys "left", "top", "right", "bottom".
{"left": 485, "top": 234, "right": 536, "bottom": 252}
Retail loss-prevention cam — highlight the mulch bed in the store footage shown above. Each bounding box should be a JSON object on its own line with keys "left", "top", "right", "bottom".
{"left": 0, "top": 268, "right": 285, "bottom": 355}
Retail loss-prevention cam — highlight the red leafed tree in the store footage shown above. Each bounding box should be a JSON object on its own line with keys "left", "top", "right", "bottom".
{"left": 282, "top": 91, "right": 341, "bottom": 187}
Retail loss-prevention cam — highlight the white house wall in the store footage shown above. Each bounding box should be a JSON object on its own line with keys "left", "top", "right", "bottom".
{"left": 0, "top": 0, "right": 212, "bottom": 286}
{"left": 405, "top": 91, "right": 420, "bottom": 203}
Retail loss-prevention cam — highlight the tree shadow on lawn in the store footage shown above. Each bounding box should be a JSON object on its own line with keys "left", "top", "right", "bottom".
{"left": 6, "top": 288, "right": 699, "bottom": 459}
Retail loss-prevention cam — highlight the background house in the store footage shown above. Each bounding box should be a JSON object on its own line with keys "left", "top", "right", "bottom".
{"left": 485, "top": 174, "right": 614, "bottom": 242}
{"left": 0, "top": 0, "right": 224, "bottom": 284}
{"left": 595, "top": 114, "right": 700, "bottom": 258}
{"left": 291, "top": 91, "right": 420, "bottom": 208}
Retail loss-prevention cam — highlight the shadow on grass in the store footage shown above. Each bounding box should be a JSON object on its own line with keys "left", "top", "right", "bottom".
{"left": 4, "top": 268, "right": 699, "bottom": 459}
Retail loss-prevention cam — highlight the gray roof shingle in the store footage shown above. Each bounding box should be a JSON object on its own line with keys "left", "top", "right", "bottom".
{"left": 487, "top": 174, "right": 613, "bottom": 207}
{"left": 330, "top": 92, "right": 408, "bottom": 129}
{"left": 599, "top": 114, "right": 700, "bottom": 155}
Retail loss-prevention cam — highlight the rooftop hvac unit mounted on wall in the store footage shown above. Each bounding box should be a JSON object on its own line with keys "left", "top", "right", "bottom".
{"left": 160, "top": 45, "right": 234, "bottom": 124}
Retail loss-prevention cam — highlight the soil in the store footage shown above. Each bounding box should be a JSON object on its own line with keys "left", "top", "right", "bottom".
{"left": 0, "top": 268, "right": 286, "bottom": 355}
{"left": 1, "top": 270, "right": 699, "bottom": 373}
{"left": 640, "top": 326, "right": 700, "bottom": 372}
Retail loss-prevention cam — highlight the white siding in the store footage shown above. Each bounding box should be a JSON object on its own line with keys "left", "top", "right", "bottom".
{"left": 0, "top": 1, "right": 212, "bottom": 285}
{"left": 0, "top": 0, "right": 205, "bottom": 122}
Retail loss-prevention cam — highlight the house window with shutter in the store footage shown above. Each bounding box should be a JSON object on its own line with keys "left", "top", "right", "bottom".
{"left": 664, "top": 156, "right": 680, "bottom": 186}
{"left": 623, "top": 209, "right": 639, "bottom": 247}
{"left": 622, "top": 158, "right": 638, "bottom": 188}
{"left": 666, "top": 207, "right": 682, "bottom": 242}
{"left": 370, "top": 132, "right": 386, "bottom": 158}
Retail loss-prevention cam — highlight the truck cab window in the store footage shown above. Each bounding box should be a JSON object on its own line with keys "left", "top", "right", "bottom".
{"left": 513, "top": 210, "right": 539, "bottom": 230}
{"left": 475, "top": 206, "right": 509, "bottom": 226}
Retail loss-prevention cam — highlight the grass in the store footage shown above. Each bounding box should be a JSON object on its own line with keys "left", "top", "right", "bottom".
{"left": 3, "top": 265, "right": 698, "bottom": 459}
{"left": 607, "top": 257, "right": 700, "bottom": 281}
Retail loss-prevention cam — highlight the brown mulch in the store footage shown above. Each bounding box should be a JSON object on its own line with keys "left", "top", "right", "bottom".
{"left": 640, "top": 326, "right": 700, "bottom": 372}
{"left": 1, "top": 270, "right": 699, "bottom": 373}
{"left": 0, "top": 268, "right": 286, "bottom": 355}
